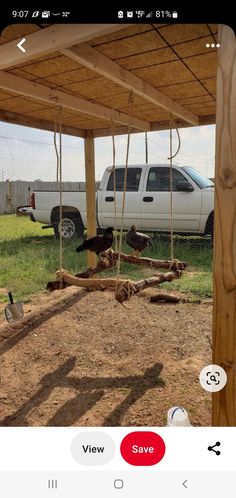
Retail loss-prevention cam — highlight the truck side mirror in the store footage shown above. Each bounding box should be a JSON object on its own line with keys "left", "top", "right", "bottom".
{"left": 176, "top": 180, "right": 194, "bottom": 192}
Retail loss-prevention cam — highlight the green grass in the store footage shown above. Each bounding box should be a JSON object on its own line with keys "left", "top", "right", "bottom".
{"left": 0, "top": 214, "right": 213, "bottom": 302}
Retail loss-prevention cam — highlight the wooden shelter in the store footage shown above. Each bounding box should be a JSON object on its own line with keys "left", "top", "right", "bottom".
{"left": 0, "top": 22, "right": 235, "bottom": 426}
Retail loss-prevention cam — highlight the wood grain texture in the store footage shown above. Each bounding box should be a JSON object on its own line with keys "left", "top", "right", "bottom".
{"left": 84, "top": 133, "right": 97, "bottom": 268}
{"left": 213, "top": 24, "right": 236, "bottom": 426}
{"left": 0, "top": 24, "right": 220, "bottom": 134}
{"left": 76, "top": 250, "right": 187, "bottom": 278}
{"left": 0, "top": 24, "right": 131, "bottom": 70}
{"left": 0, "top": 70, "right": 149, "bottom": 130}
{"left": 62, "top": 43, "right": 199, "bottom": 125}
{"left": 48, "top": 269, "right": 182, "bottom": 303}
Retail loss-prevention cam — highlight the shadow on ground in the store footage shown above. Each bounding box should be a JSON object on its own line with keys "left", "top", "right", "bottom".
{"left": 0, "top": 357, "right": 165, "bottom": 427}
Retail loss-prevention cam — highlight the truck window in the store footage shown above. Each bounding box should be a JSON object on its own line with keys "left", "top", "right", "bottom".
{"left": 182, "top": 166, "right": 214, "bottom": 188}
{"left": 107, "top": 168, "right": 142, "bottom": 191}
{"left": 146, "top": 167, "right": 188, "bottom": 191}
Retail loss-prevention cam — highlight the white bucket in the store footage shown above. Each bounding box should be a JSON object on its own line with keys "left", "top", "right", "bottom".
{"left": 167, "top": 406, "right": 192, "bottom": 426}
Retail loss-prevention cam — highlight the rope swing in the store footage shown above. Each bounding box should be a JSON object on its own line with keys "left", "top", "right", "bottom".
{"left": 110, "top": 116, "right": 118, "bottom": 252}
{"left": 48, "top": 99, "right": 188, "bottom": 304}
{"left": 168, "top": 117, "right": 181, "bottom": 262}
{"left": 53, "top": 106, "right": 63, "bottom": 287}
{"left": 115, "top": 91, "right": 133, "bottom": 302}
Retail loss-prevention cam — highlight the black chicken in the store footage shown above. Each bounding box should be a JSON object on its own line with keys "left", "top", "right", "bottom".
{"left": 126, "top": 224, "right": 153, "bottom": 256}
{"left": 76, "top": 227, "right": 114, "bottom": 255}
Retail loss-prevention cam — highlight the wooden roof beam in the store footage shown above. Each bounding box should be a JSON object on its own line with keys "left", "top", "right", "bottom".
{"left": 0, "top": 71, "right": 150, "bottom": 131}
{"left": 0, "top": 109, "right": 86, "bottom": 137}
{"left": 92, "top": 115, "right": 216, "bottom": 138}
{"left": 0, "top": 24, "right": 132, "bottom": 70}
{"left": 62, "top": 43, "right": 199, "bottom": 126}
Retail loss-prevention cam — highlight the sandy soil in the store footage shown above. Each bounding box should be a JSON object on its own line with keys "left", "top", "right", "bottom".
{"left": 0, "top": 288, "right": 212, "bottom": 427}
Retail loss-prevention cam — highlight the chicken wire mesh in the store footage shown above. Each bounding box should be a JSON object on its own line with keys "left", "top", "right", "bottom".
{"left": 0, "top": 121, "right": 214, "bottom": 303}
{"left": 95, "top": 127, "right": 214, "bottom": 300}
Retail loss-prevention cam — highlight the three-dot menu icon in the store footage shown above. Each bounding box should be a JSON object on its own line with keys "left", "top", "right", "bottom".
{"left": 206, "top": 43, "right": 221, "bottom": 48}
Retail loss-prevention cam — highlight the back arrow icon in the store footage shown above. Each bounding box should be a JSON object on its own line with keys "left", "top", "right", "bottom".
{"left": 182, "top": 480, "right": 188, "bottom": 488}
{"left": 17, "top": 38, "right": 26, "bottom": 53}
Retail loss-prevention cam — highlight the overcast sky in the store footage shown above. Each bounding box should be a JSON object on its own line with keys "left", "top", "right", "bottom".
{"left": 0, "top": 122, "right": 215, "bottom": 182}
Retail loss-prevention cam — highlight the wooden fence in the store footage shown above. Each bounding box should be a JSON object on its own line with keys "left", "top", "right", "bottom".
{"left": 0, "top": 180, "right": 100, "bottom": 214}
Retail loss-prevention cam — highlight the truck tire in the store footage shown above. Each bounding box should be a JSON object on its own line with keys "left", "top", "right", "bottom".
{"left": 205, "top": 212, "right": 214, "bottom": 242}
{"left": 97, "top": 227, "right": 106, "bottom": 235}
{"left": 53, "top": 213, "right": 84, "bottom": 239}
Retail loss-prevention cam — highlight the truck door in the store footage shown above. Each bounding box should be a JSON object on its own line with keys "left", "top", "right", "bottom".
{"left": 141, "top": 166, "right": 201, "bottom": 232}
{"left": 99, "top": 167, "right": 142, "bottom": 229}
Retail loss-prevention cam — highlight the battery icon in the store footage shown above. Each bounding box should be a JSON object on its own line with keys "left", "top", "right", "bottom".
{"left": 172, "top": 11, "right": 178, "bottom": 18}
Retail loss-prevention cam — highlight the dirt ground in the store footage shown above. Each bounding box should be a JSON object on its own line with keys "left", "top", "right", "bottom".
{"left": 0, "top": 287, "right": 212, "bottom": 427}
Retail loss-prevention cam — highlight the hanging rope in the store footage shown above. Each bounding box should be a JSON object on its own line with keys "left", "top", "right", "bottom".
{"left": 168, "top": 125, "right": 181, "bottom": 160}
{"left": 111, "top": 116, "right": 118, "bottom": 251}
{"left": 168, "top": 118, "right": 181, "bottom": 262}
{"left": 59, "top": 110, "right": 63, "bottom": 278}
{"left": 115, "top": 91, "right": 133, "bottom": 298}
{"left": 54, "top": 123, "right": 59, "bottom": 183}
{"left": 117, "top": 128, "right": 131, "bottom": 266}
{"left": 53, "top": 107, "right": 63, "bottom": 286}
{"left": 169, "top": 119, "right": 174, "bottom": 262}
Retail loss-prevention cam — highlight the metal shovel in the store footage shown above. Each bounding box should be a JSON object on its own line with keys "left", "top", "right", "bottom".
{"left": 4, "top": 292, "right": 24, "bottom": 322}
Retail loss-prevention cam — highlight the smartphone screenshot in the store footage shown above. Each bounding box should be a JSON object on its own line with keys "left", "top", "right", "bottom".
{"left": 0, "top": 4, "right": 235, "bottom": 497}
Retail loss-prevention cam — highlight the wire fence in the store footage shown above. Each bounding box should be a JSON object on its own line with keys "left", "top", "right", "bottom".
{"left": 0, "top": 120, "right": 215, "bottom": 302}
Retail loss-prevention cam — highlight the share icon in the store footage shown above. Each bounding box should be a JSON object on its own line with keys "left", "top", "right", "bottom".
{"left": 208, "top": 441, "right": 221, "bottom": 456}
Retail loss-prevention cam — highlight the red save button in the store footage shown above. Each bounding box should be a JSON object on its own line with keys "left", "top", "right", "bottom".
{"left": 120, "top": 431, "right": 165, "bottom": 466}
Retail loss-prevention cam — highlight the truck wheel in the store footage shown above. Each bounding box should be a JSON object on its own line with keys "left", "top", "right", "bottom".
{"left": 97, "top": 228, "right": 106, "bottom": 235}
{"left": 205, "top": 212, "right": 214, "bottom": 243}
{"left": 53, "top": 213, "right": 84, "bottom": 239}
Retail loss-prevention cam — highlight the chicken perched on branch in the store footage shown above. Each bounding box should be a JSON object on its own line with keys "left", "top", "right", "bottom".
{"left": 76, "top": 227, "right": 114, "bottom": 256}
{"left": 126, "top": 225, "right": 153, "bottom": 256}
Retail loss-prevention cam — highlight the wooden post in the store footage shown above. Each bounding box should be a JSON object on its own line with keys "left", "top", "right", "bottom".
{"left": 213, "top": 25, "right": 236, "bottom": 426}
{"left": 84, "top": 131, "right": 97, "bottom": 267}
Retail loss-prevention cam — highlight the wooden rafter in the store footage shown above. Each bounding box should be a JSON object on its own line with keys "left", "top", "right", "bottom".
{"left": 91, "top": 115, "right": 216, "bottom": 138}
{"left": 0, "top": 109, "right": 215, "bottom": 139}
{"left": 0, "top": 109, "right": 86, "bottom": 137}
{"left": 0, "top": 71, "right": 149, "bottom": 130}
{"left": 62, "top": 42, "right": 199, "bottom": 126}
{"left": 0, "top": 24, "right": 132, "bottom": 70}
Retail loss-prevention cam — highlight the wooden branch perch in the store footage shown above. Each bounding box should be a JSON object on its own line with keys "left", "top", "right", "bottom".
{"left": 76, "top": 252, "right": 116, "bottom": 278}
{"left": 55, "top": 269, "right": 127, "bottom": 291}
{"left": 46, "top": 246, "right": 187, "bottom": 296}
{"left": 46, "top": 268, "right": 182, "bottom": 304}
{"left": 47, "top": 280, "right": 69, "bottom": 291}
{"left": 150, "top": 292, "right": 181, "bottom": 303}
{"left": 110, "top": 250, "right": 187, "bottom": 270}
{"left": 76, "top": 249, "right": 187, "bottom": 279}
{"left": 115, "top": 271, "right": 182, "bottom": 303}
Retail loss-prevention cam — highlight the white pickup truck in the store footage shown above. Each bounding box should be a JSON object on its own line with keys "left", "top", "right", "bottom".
{"left": 27, "top": 164, "right": 214, "bottom": 239}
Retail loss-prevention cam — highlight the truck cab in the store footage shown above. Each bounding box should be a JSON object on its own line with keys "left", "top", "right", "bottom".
{"left": 98, "top": 164, "right": 214, "bottom": 235}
